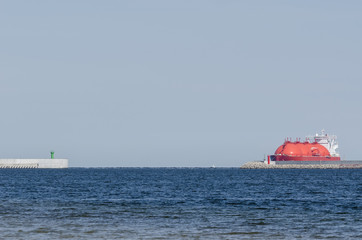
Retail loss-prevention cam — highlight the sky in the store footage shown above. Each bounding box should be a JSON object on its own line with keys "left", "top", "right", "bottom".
{"left": 0, "top": 1, "right": 361, "bottom": 167}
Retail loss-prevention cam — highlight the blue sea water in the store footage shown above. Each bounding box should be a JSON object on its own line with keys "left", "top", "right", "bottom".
{"left": 0, "top": 168, "right": 362, "bottom": 239}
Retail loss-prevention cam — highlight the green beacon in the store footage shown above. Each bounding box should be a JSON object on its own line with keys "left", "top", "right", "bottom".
{"left": 51, "top": 151, "right": 54, "bottom": 159}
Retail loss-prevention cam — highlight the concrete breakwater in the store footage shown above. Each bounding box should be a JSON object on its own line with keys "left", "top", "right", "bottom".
{"left": 0, "top": 159, "right": 68, "bottom": 168}
{"left": 241, "top": 161, "right": 362, "bottom": 169}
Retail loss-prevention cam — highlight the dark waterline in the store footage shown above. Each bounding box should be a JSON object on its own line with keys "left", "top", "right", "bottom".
{"left": 0, "top": 168, "right": 361, "bottom": 239}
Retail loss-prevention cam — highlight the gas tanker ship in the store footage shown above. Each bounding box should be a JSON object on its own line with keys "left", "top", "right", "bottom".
{"left": 241, "top": 130, "right": 362, "bottom": 168}
{"left": 268, "top": 130, "right": 340, "bottom": 162}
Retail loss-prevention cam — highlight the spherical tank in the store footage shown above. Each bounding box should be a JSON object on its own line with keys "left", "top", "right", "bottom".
{"left": 295, "top": 141, "right": 307, "bottom": 155}
{"left": 275, "top": 144, "right": 285, "bottom": 155}
{"left": 302, "top": 142, "right": 312, "bottom": 156}
{"left": 311, "top": 142, "right": 330, "bottom": 156}
{"left": 281, "top": 142, "right": 302, "bottom": 156}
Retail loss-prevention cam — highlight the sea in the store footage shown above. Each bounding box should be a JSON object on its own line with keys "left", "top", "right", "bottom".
{"left": 0, "top": 168, "right": 361, "bottom": 239}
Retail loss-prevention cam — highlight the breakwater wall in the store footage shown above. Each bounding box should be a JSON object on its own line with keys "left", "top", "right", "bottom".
{"left": 241, "top": 161, "right": 362, "bottom": 169}
{"left": 0, "top": 159, "right": 68, "bottom": 168}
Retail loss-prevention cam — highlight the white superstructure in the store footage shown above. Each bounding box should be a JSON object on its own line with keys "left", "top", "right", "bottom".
{"left": 307, "top": 130, "right": 340, "bottom": 157}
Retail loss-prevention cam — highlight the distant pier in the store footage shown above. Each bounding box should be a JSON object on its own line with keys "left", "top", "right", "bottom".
{"left": 0, "top": 159, "right": 68, "bottom": 168}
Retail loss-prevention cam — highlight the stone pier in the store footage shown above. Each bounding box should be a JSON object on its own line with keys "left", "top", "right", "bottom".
{"left": 241, "top": 161, "right": 362, "bottom": 169}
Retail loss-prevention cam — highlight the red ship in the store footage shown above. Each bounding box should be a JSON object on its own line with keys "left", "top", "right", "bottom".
{"left": 268, "top": 130, "right": 341, "bottom": 162}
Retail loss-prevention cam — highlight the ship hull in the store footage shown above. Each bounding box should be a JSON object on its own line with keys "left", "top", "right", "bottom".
{"left": 271, "top": 155, "right": 340, "bottom": 161}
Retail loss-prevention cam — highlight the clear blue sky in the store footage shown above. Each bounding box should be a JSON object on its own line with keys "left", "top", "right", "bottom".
{"left": 1, "top": 1, "right": 361, "bottom": 167}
